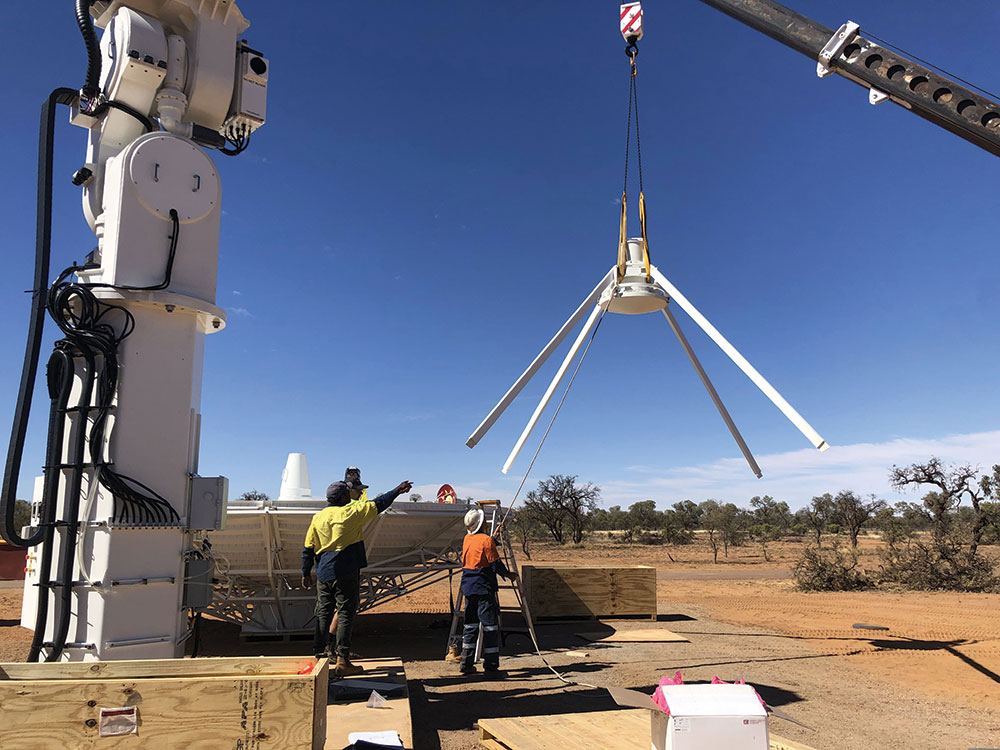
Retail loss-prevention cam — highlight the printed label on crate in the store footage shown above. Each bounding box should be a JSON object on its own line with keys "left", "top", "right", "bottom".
{"left": 99, "top": 706, "right": 138, "bottom": 736}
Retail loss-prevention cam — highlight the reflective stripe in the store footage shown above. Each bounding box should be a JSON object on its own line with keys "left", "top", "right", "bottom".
{"left": 483, "top": 625, "right": 499, "bottom": 631}
{"left": 483, "top": 647, "right": 500, "bottom": 653}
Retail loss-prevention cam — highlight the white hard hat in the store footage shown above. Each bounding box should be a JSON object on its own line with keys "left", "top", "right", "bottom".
{"left": 464, "top": 508, "right": 485, "bottom": 535}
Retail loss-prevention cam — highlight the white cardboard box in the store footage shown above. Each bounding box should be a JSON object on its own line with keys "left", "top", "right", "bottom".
{"left": 609, "top": 683, "right": 769, "bottom": 750}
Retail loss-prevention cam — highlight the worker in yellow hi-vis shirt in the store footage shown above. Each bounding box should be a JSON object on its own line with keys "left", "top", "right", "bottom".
{"left": 301, "top": 478, "right": 412, "bottom": 676}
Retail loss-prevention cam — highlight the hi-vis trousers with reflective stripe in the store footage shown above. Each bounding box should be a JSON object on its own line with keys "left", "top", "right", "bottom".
{"left": 461, "top": 592, "right": 500, "bottom": 669}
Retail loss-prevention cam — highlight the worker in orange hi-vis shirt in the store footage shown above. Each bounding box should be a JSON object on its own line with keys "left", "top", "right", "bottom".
{"left": 457, "top": 508, "right": 518, "bottom": 676}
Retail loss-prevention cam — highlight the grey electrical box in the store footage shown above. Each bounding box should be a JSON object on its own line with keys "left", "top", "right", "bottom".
{"left": 225, "top": 41, "right": 268, "bottom": 134}
{"left": 183, "top": 557, "right": 214, "bottom": 609}
{"left": 188, "top": 475, "right": 228, "bottom": 531}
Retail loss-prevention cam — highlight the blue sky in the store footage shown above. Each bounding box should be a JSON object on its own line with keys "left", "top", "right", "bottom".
{"left": 2, "top": 1, "right": 998, "bottom": 512}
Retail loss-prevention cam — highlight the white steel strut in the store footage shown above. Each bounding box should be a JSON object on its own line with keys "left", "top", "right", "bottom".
{"left": 466, "top": 238, "right": 828, "bottom": 477}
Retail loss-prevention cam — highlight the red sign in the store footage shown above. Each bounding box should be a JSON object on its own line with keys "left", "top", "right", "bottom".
{"left": 437, "top": 484, "right": 457, "bottom": 504}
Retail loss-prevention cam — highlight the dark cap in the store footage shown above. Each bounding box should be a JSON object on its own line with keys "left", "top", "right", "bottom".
{"left": 326, "top": 481, "right": 350, "bottom": 504}
{"left": 347, "top": 478, "right": 369, "bottom": 491}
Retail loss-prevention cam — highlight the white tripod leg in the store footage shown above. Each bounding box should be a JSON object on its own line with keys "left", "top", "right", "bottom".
{"left": 662, "top": 306, "right": 763, "bottom": 478}
{"left": 467, "top": 268, "right": 616, "bottom": 449}
{"left": 650, "top": 265, "right": 828, "bottom": 452}
{"left": 501, "top": 303, "right": 604, "bottom": 474}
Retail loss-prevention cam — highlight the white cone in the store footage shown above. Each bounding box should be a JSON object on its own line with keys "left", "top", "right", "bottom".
{"left": 278, "top": 452, "right": 312, "bottom": 501}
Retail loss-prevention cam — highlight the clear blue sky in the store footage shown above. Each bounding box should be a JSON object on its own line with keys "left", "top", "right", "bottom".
{"left": 2, "top": 1, "right": 998, "bottom": 512}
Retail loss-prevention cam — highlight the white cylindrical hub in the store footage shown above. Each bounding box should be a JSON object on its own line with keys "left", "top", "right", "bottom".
{"left": 602, "top": 238, "right": 669, "bottom": 315}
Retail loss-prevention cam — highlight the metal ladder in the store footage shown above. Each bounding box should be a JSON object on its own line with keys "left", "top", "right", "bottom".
{"left": 444, "top": 500, "right": 539, "bottom": 662}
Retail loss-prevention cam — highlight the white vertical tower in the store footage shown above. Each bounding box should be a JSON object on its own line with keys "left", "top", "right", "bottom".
{"left": 20, "top": 0, "right": 264, "bottom": 661}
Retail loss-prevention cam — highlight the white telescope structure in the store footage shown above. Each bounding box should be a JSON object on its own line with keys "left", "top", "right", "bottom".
{"left": 467, "top": 238, "right": 829, "bottom": 477}
{"left": 13, "top": 0, "right": 268, "bottom": 661}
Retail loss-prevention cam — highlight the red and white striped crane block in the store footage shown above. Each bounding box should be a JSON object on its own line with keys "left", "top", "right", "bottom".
{"left": 620, "top": 2, "right": 644, "bottom": 42}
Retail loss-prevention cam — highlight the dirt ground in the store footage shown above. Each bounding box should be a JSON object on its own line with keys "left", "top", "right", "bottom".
{"left": 2, "top": 536, "right": 998, "bottom": 749}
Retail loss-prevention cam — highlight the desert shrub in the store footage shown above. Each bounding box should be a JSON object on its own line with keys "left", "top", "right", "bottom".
{"left": 793, "top": 546, "right": 872, "bottom": 591}
{"left": 878, "top": 540, "right": 999, "bottom": 592}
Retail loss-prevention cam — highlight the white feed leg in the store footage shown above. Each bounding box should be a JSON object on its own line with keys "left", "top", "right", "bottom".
{"left": 502, "top": 303, "right": 604, "bottom": 474}
{"left": 467, "top": 268, "right": 616, "bottom": 448}
{"left": 650, "top": 265, "right": 828, "bottom": 451}
{"left": 662, "top": 306, "right": 762, "bottom": 478}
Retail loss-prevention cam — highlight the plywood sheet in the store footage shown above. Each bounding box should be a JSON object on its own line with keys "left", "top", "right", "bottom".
{"left": 325, "top": 657, "right": 412, "bottom": 750}
{"left": 576, "top": 628, "right": 689, "bottom": 643}
{"left": 478, "top": 709, "right": 816, "bottom": 750}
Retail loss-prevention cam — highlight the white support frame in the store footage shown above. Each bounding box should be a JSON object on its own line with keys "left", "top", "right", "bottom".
{"left": 468, "top": 259, "right": 828, "bottom": 478}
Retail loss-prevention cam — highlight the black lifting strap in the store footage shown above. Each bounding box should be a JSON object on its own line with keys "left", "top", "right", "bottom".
{"left": 618, "top": 39, "right": 651, "bottom": 283}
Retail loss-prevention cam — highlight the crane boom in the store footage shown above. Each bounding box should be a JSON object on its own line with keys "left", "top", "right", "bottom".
{"left": 696, "top": 0, "right": 1000, "bottom": 157}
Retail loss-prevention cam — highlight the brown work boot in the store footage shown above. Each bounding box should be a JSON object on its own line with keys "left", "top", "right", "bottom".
{"left": 333, "top": 654, "right": 364, "bottom": 677}
{"left": 444, "top": 643, "right": 462, "bottom": 663}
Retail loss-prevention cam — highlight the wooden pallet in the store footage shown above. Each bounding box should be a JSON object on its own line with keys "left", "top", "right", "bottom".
{"left": 521, "top": 565, "right": 657, "bottom": 621}
{"left": 478, "top": 708, "right": 817, "bottom": 750}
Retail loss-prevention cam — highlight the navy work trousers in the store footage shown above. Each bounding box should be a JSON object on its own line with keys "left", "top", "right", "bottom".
{"left": 461, "top": 592, "right": 500, "bottom": 669}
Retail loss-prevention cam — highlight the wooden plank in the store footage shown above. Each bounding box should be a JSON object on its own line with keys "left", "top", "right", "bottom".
{"left": 325, "top": 657, "right": 412, "bottom": 750}
{"left": 477, "top": 709, "right": 818, "bottom": 750}
{"left": 0, "top": 656, "right": 318, "bottom": 681}
{"left": 576, "top": 628, "right": 689, "bottom": 643}
{"left": 311, "top": 659, "right": 329, "bottom": 750}
{"left": 520, "top": 566, "right": 656, "bottom": 620}
{"left": 1, "top": 672, "right": 321, "bottom": 750}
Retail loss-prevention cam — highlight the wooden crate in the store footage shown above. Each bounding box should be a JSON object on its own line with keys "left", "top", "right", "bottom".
{"left": 520, "top": 565, "right": 656, "bottom": 621}
{"left": 0, "top": 656, "right": 328, "bottom": 750}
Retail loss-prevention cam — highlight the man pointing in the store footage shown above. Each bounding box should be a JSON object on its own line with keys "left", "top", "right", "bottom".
{"left": 302, "top": 477, "right": 413, "bottom": 676}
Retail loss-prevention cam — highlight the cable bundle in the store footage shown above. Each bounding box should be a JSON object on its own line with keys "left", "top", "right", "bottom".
{"left": 47, "top": 273, "right": 180, "bottom": 526}
{"left": 220, "top": 122, "right": 252, "bottom": 156}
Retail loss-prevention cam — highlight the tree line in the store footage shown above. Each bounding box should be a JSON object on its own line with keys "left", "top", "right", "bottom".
{"left": 513, "top": 459, "right": 1000, "bottom": 591}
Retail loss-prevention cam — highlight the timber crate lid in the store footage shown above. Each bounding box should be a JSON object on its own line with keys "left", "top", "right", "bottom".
{"left": 0, "top": 656, "right": 324, "bottom": 681}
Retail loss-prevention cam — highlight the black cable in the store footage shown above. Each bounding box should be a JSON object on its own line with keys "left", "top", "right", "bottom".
{"left": 219, "top": 123, "right": 251, "bottom": 156}
{"left": 623, "top": 60, "right": 634, "bottom": 196}
{"left": 74, "top": 0, "right": 101, "bottom": 110}
{"left": 89, "top": 100, "right": 156, "bottom": 134}
{"left": 1, "top": 88, "right": 78, "bottom": 548}
{"left": 27, "top": 347, "right": 75, "bottom": 663}
{"left": 190, "top": 611, "right": 202, "bottom": 657}
{"left": 633, "top": 67, "right": 643, "bottom": 196}
{"left": 47, "top": 343, "right": 97, "bottom": 662}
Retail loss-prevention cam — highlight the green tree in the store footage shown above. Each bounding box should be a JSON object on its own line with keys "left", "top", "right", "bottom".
{"left": 717, "top": 503, "right": 748, "bottom": 557}
{"left": 13, "top": 499, "right": 32, "bottom": 532}
{"left": 237, "top": 489, "right": 270, "bottom": 503}
{"left": 661, "top": 509, "right": 693, "bottom": 562}
{"left": 891, "top": 459, "right": 981, "bottom": 550}
{"left": 805, "top": 493, "right": 834, "bottom": 546}
{"left": 671, "top": 500, "right": 702, "bottom": 531}
{"left": 698, "top": 500, "right": 723, "bottom": 564}
{"left": 522, "top": 475, "right": 599, "bottom": 544}
{"left": 832, "top": 490, "right": 885, "bottom": 549}
{"left": 627, "top": 500, "right": 662, "bottom": 539}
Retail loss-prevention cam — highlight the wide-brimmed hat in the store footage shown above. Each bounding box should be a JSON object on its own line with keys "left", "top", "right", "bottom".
{"left": 464, "top": 508, "right": 485, "bottom": 534}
